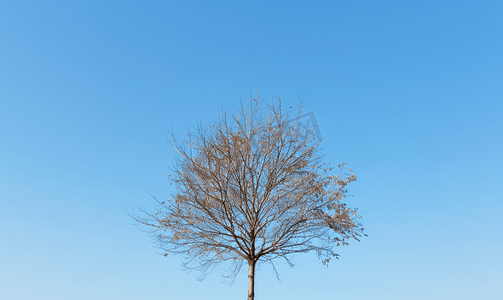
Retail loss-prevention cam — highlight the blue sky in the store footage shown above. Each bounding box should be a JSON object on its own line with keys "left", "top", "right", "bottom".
{"left": 1, "top": 1, "right": 502, "bottom": 299}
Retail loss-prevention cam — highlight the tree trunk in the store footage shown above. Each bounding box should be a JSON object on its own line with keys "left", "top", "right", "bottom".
{"left": 247, "top": 260, "right": 256, "bottom": 300}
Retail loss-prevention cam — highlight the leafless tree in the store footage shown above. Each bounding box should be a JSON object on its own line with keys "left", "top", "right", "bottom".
{"left": 133, "top": 96, "right": 365, "bottom": 300}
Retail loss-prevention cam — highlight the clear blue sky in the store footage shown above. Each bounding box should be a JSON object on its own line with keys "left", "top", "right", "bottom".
{"left": 1, "top": 1, "right": 502, "bottom": 299}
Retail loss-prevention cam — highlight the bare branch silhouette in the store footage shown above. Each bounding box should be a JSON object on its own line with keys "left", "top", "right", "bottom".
{"left": 132, "top": 95, "right": 365, "bottom": 300}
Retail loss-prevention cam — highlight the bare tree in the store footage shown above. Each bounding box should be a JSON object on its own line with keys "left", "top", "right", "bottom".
{"left": 133, "top": 96, "right": 365, "bottom": 300}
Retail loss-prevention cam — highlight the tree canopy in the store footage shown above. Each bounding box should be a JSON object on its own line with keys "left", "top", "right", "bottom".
{"left": 133, "top": 96, "right": 365, "bottom": 300}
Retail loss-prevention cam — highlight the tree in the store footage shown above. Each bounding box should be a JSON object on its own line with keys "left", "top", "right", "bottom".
{"left": 133, "top": 96, "right": 365, "bottom": 300}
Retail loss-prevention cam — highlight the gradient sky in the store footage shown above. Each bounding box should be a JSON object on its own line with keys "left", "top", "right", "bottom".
{"left": 1, "top": 1, "right": 502, "bottom": 299}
